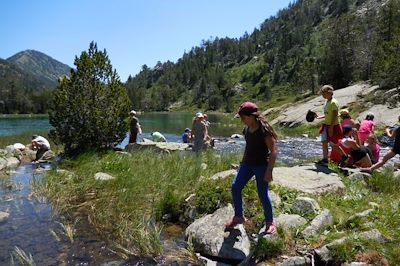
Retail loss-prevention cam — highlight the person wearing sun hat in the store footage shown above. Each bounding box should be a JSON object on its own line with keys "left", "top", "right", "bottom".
{"left": 129, "top": 110, "right": 141, "bottom": 143}
{"left": 191, "top": 112, "right": 208, "bottom": 152}
{"left": 339, "top": 108, "right": 356, "bottom": 129}
{"left": 225, "top": 101, "right": 278, "bottom": 234}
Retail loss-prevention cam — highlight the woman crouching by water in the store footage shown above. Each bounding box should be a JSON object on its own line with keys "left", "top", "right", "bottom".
{"left": 225, "top": 102, "right": 278, "bottom": 234}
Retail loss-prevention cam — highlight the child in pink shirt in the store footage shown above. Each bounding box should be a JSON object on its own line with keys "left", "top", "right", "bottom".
{"left": 358, "top": 113, "right": 375, "bottom": 145}
{"left": 365, "top": 134, "right": 380, "bottom": 164}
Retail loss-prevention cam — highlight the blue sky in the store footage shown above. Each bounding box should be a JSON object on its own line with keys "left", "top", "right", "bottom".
{"left": 1, "top": 0, "right": 293, "bottom": 81}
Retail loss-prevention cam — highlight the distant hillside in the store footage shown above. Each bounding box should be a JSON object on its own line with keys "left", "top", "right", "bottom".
{"left": 0, "top": 58, "right": 54, "bottom": 113}
{"left": 7, "top": 49, "right": 71, "bottom": 88}
{"left": 125, "top": 0, "right": 399, "bottom": 113}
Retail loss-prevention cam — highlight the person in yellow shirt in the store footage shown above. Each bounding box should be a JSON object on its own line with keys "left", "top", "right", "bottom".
{"left": 315, "top": 85, "right": 343, "bottom": 164}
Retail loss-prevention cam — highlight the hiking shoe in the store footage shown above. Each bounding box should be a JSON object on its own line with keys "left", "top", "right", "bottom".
{"left": 316, "top": 158, "right": 328, "bottom": 164}
{"left": 339, "top": 154, "right": 349, "bottom": 167}
{"left": 224, "top": 216, "right": 245, "bottom": 229}
{"left": 265, "top": 222, "right": 277, "bottom": 234}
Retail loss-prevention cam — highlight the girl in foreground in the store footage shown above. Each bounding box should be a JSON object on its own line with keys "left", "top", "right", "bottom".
{"left": 225, "top": 102, "right": 278, "bottom": 234}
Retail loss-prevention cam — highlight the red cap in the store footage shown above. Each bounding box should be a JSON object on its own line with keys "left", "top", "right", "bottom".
{"left": 235, "top": 102, "right": 258, "bottom": 118}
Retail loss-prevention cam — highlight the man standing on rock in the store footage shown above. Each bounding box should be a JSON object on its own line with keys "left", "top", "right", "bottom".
{"left": 315, "top": 85, "right": 343, "bottom": 164}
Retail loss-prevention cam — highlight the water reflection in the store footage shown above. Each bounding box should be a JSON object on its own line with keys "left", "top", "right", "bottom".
{"left": 0, "top": 164, "right": 124, "bottom": 265}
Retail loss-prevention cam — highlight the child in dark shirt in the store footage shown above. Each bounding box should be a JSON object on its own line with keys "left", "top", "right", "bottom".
{"left": 225, "top": 102, "right": 278, "bottom": 234}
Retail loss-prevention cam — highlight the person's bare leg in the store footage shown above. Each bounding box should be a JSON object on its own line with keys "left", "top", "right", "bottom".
{"left": 354, "top": 155, "right": 372, "bottom": 168}
{"left": 362, "top": 151, "right": 396, "bottom": 172}
{"left": 322, "top": 141, "right": 328, "bottom": 160}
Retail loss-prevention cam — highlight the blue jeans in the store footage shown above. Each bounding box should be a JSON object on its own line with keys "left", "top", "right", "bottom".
{"left": 231, "top": 163, "right": 273, "bottom": 223}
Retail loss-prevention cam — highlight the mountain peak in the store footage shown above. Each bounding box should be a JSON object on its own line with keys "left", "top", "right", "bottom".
{"left": 7, "top": 50, "right": 72, "bottom": 87}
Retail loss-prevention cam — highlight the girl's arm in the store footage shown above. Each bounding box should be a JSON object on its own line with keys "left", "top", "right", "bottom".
{"left": 264, "top": 135, "right": 277, "bottom": 182}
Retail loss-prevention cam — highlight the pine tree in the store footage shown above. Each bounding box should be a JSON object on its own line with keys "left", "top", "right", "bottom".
{"left": 49, "top": 42, "right": 131, "bottom": 154}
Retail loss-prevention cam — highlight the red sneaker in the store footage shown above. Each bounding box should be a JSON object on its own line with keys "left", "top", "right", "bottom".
{"left": 224, "top": 216, "right": 245, "bottom": 228}
{"left": 265, "top": 222, "right": 276, "bottom": 234}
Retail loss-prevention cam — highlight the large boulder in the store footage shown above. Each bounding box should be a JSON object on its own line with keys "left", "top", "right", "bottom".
{"left": 185, "top": 204, "right": 251, "bottom": 263}
{"left": 270, "top": 84, "right": 378, "bottom": 127}
{"left": 273, "top": 164, "right": 345, "bottom": 194}
{"left": 125, "top": 139, "right": 189, "bottom": 153}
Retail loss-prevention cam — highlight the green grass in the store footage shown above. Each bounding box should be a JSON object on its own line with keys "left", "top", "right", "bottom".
{"left": 34, "top": 150, "right": 240, "bottom": 256}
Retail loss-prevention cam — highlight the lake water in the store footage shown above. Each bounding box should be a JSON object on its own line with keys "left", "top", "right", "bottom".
{"left": 0, "top": 112, "right": 242, "bottom": 139}
{"left": 0, "top": 116, "right": 53, "bottom": 137}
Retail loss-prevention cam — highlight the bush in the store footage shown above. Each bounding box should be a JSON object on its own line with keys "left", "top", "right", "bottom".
{"left": 49, "top": 42, "right": 131, "bottom": 154}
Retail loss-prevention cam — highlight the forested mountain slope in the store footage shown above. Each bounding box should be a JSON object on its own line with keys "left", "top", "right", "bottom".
{"left": 0, "top": 50, "right": 71, "bottom": 114}
{"left": 125, "top": 0, "right": 399, "bottom": 112}
{"left": 0, "top": 59, "right": 53, "bottom": 113}
{"left": 7, "top": 49, "right": 71, "bottom": 88}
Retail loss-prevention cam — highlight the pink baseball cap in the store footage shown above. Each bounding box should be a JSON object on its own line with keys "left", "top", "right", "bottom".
{"left": 235, "top": 102, "right": 258, "bottom": 118}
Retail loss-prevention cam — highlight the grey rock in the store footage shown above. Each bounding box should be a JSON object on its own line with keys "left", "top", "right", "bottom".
{"left": 269, "top": 190, "right": 282, "bottom": 206}
{"left": 277, "top": 256, "right": 311, "bottom": 266}
{"left": 273, "top": 165, "right": 345, "bottom": 194}
{"left": 185, "top": 204, "right": 250, "bottom": 261}
{"left": 5, "top": 157, "right": 20, "bottom": 169}
{"left": 275, "top": 214, "right": 307, "bottom": 230}
{"left": 95, "top": 172, "right": 116, "bottom": 181}
{"left": 270, "top": 84, "right": 378, "bottom": 126}
{"left": 210, "top": 169, "right": 237, "bottom": 180}
{"left": 348, "top": 172, "right": 370, "bottom": 181}
{"left": 125, "top": 140, "right": 189, "bottom": 153}
{"left": 291, "top": 197, "right": 320, "bottom": 215}
{"left": 303, "top": 209, "right": 333, "bottom": 238}
{"left": 347, "top": 209, "right": 374, "bottom": 224}
{"left": 0, "top": 211, "right": 10, "bottom": 222}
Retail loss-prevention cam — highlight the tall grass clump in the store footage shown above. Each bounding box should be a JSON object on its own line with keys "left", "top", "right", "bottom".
{"left": 35, "top": 149, "right": 239, "bottom": 256}
{"left": 11, "top": 246, "right": 36, "bottom": 266}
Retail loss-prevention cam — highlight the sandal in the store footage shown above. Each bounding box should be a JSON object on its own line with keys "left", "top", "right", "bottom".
{"left": 224, "top": 216, "right": 245, "bottom": 228}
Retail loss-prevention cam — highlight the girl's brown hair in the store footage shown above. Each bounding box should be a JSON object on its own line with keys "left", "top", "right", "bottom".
{"left": 254, "top": 114, "right": 278, "bottom": 140}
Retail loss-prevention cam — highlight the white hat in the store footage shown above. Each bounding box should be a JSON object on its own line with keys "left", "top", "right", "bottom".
{"left": 195, "top": 112, "right": 204, "bottom": 118}
{"left": 130, "top": 110, "right": 137, "bottom": 115}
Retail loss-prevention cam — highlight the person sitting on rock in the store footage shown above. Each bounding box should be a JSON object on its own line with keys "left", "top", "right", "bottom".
{"left": 31, "top": 134, "right": 50, "bottom": 162}
{"left": 330, "top": 125, "right": 372, "bottom": 168}
{"left": 365, "top": 134, "right": 380, "bottom": 164}
{"left": 361, "top": 117, "right": 400, "bottom": 173}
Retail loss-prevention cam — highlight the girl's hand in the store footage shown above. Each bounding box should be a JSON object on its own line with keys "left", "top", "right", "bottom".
{"left": 264, "top": 170, "right": 273, "bottom": 182}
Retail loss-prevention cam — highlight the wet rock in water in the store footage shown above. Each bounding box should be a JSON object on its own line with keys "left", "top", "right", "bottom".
{"left": 0, "top": 211, "right": 10, "bottom": 223}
